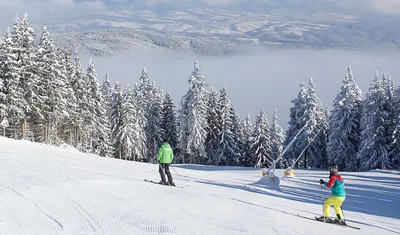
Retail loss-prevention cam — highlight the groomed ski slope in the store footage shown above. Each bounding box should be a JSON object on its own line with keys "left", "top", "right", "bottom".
{"left": 0, "top": 137, "right": 399, "bottom": 235}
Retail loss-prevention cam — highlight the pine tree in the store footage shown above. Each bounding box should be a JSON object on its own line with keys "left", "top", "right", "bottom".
{"left": 393, "top": 85, "right": 400, "bottom": 123}
{"left": 36, "top": 26, "right": 73, "bottom": 144}
{"left": 382, "top": 74, "right": 396, "bottom": 158}
{"left": 7, "top": 14, "right": 38, "bottom": 139}
{"left": 389, "top": 119, "right": 400, "bottom": 169}
{"left": 238, "top": 114, "right": 253, "bottom": 167}
{"left": 0, "top": 33, "right": 8, "bottom": 135}
{"left": 67, "top": 51, "right": 89, "bottom": 150}
{"left": 316, "top": 107, "right": 329, "bottom": 169}
{"left": 0, "top": 27, "right": 25, "bottom": 139}
{"left": 231, "top": 111, "right": 244, "bottom": 166}
{"left": 137, "top": 68, "right": 154, "bottom": 162}
{"left": 270, "top": 109, "right": 285, "bottom": 168}
{"left": 161, "top": 92, "right": 178, "bottom": 150}
{"left": 132, "top": 83, "right": 148, "bottom": 162}
{"left": 86, "top": 59, "right": 112, "bottom": 157}
{"left": 146, "top": 84, "right": 164, "bottom": 163}
{"left": 327, "top": 67, "right": 363, "bottom": 171}
{"left": 215, "top": 87, "right": 238, "bottom": 166}
{"left": 205, "top": 87, "right": 220, "bottom": 165}
{"left": 178, "top": 61, "right": 208, "bottom": 164}
{"left": 358, "top": 72, "right": 391, "bottom": 171}
{"left": 303, "top": 78, "right": 327, "bottom": 169}
{"left": 0, "top": 76, "right": 7, "bottom": 135}
{"left": 101, "top": 72, "right": 113, "bottom": 121}
{"left": 110, "top": 83, "right": 136, "bottom": 159}
{"left": 110, "top": 83, "right": 124, "bottom": 159}
{"left": 12, "top": 14, "right": 39, "bottom": 140}
{"left": 283, "top": 83, "right": 308, "bottom": 168}
{"left": 57, "top": 48, "right": 79, "bottom": 146}
{"left": 251, "top": 109, "right": 272, "bottom": 168}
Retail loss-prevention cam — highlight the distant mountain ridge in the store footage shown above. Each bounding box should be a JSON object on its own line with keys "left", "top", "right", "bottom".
{"left": 38, "top": 1, "right": 400, "bottom": 56}
{"left": 53, "top": 28, "right": 239, "bottom": 56}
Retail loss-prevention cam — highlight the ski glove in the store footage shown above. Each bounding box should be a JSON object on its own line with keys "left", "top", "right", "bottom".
{"left": 319, "top": 179, "right": 325, "bottom": 185}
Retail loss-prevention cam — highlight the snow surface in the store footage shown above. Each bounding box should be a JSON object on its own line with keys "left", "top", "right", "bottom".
{"left": 0, "top": 136, "right": 399, "bottom": 235}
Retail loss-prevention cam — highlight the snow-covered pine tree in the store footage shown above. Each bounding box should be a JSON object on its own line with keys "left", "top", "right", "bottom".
{"left": 270, "top": 109, "right": 285, "bottom": 168}
{"left": 132, "top": 83, "right": 148, "bottom": 162}
{"left": 0, "top": 27, "right": 25, "bottom": 139}
{"left": 11, "top": 14, "right": 38, "bottom": 140}
{"left": 178, "top": 61, "right": 208, "bottom": 164}
{"left": 283, "top": 83, "right": 308, "bottom": 168}
{"left": 110, "top": 83, "right": 127, "bottom": 159}
{"left": 394, "top": 85, "right": 400, "bottom": 123}
{"left": 136, "top": 68, "right": 154, "bottom": 161}
{"left": 251, "top": 109, "right": 272, "bottom": 168}
{"left": 85, "top": 59, "right": 112, "bottom": 157}
{"left": 316, "top": 106, "right": 329, "bottom": 169}
{"left": 238, "top": 114, "right": 253, "bottom": 167}
{"left": 0, "top": 33, "right": 8, "bottom": 135}
{"left": 0, "top": 76, "right": 7, "bottom": 135}
{"left": 12, "top": 14, "right": 43, "bottom": 140}
{"left": 67, "top": 51, "right": 89, "bottom": 150}
{"left": 205, "top": 87, "right": 220, "bottom": 165}
{"left": 389, "top": 118, "right": 400, "bottom": 169}
{"left": 302, "top": 78, "right": 326, "bottom": 169}
{"left": 231, "top": 110, "right": 244, "bottom": 166}
{"left": 55, "top": 48, "right": 77, "bottom": 145}
{"left": 101, "top": 73, "right": 113, "bottom": 121}
{"left": 35, "top": 26, "right": 72, "bottom": 144}
{"left": 327, "top": 67, "right": 363, "bottom": 171}
{"left": 146, "top": 84, "right": 164, "bottom": 163}
{"left": 382, "top": 74, "right": 396, "bottom": 158}
{"left": 391, "top": 80, "right": 400, "bottom": 168}
{"left": 215, "top": 87, "right": 239, "bottom": 166}
{"left": 358, "top": 72, "right": 391, "bottom": 171}
{"left": 161, "top": 92, "right": 178, "bottom": 150}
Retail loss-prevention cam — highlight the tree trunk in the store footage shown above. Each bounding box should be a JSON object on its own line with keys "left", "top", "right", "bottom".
{"left": 44, "top": 125, "right": 47, "bottom": 144}
{"left": 74, "top": 126, "right": 79, "bottom": 148}
{"left": 21, "top": 119, "right": 26, "bottom": 140}
{"left": 45, "top": 123, "right": 49, "bottom": 144}
{"left": 304, "top": 150, "right": 307, "bottom": 169}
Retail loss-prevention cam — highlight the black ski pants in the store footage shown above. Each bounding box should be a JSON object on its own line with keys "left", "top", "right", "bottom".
{"left": 159, "top": 163, "right": 174, "bottom": 184}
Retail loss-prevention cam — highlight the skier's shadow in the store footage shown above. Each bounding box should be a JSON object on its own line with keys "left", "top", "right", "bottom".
{"left": 190, "top": 178, "right": 319, "bottom": 205}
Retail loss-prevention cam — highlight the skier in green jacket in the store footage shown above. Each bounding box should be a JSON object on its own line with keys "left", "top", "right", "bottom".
{"left": 158, "top": 139, "right": 175, "bottom": 186}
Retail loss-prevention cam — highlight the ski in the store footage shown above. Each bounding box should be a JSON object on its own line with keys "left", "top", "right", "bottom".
{"left": 144, "top": 179, "right": 183, "bottom": 188}
{"left": 296, "top": 214, "right": 360, "bottom": 230}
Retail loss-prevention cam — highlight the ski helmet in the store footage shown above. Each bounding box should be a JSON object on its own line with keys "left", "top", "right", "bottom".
{"left": 329, "top": 166, "right": 338, "bottom": 173}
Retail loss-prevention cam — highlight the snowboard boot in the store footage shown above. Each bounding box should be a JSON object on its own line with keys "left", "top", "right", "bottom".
{"left": 169, "top": 182, "right": 176, "bottom": 186}
{"left": 159, "top": 181, "right": 168, "bottom": 185}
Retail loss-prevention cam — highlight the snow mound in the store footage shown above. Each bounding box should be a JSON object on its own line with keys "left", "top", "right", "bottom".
{"left": 249, "top": 175, "right": 282, "bottom": 192}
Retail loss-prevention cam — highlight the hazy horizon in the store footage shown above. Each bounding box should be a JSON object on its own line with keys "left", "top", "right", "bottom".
{"left": 80, "top": 47, "right": 400, "bottom": 129}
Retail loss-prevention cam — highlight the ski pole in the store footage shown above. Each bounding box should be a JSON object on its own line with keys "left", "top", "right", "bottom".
{"left": 341, "top": 206, "right": 345, "bottom": 221}
{"left": 171, "top": 165, "right": 189, "bottom": 187}
{"left": 321, "top": 184, "right": 325, "bottom": 216}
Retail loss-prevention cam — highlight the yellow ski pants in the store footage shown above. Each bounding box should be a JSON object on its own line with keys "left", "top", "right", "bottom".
{"left": 323, "top": 196, "right": 345, "bottom": 219}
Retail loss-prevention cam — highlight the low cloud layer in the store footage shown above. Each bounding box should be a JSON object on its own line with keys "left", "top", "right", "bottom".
{"left": 1, "top": 0, "right": 400, "bottom": 16}
{"left": 79, "top": 47, "right": 400, "bottom": 128}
